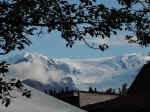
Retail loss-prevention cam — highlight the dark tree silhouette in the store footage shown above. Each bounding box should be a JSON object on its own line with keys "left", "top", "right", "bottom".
{"left": 0, "top": 61, "right": 31, "bottom": 107}
{"left": 94, "top": 88, "right": 97, "bottom": 93}
{"left": 121, "top": 83, "right": 128, "bottom": 96}
{"left": 1, "top": 0, "right": 150, "bottom": 107}
{"left": 89, "top": 87, "right": 93, "bottom": 93}
{"left": 118, "top": 83, "right": 128, "bottom": 96}
{"left": 105, "top": 88, "right": 113, "bottom": 94}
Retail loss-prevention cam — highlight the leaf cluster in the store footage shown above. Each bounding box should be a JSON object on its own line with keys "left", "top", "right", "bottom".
{"left": 0, "top": 0, "right": 150, "bottom": 51}
{"left": 0, "top": 61, "right": 31, "bottom": 107}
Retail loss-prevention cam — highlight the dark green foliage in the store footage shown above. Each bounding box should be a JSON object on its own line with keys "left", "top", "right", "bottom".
{"left": 1, "top": 0, "right": 150, "bottom": 52}
{"left": 105, "top": 88, "right": 113, "bottom": 94}
{"left": 0, "top": 0, "right": 150, "bottom": 52}
{"left": 121, "top": 83, "right": 128, "bottom": 96}
{"left": 0, "top": 61, "right": 31, "bottom": 107}
{"left": 94, "top": 88, "right": 97, "bottom": 93}
{"left": 119, "top": 83, "right": 128, "bottom": 96}
{"left": 89, "top": 87, "right": 93, "bottom": 93}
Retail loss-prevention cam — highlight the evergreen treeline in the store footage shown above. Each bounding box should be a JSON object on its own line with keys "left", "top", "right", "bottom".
{"left": 44, "top": 87, "right": 74, "bottom": 98}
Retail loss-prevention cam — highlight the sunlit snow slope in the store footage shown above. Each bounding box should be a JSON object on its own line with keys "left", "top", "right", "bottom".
{"left": 0, "top": 85, "right": 86, "bottom": 112}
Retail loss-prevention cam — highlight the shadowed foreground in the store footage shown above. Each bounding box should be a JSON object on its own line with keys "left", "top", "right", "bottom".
{"left": 82, "top": 63, "right": 150, "bottom": 112}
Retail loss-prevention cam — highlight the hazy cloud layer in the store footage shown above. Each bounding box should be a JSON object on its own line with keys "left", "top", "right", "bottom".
{"left": 8, "top": 53, "right": 146, "bottom": 91}
{"left": 75, "top": 37, "right": 138, "bottom": 47}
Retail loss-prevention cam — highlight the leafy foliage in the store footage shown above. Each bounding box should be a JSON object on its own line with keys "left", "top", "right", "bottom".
{"left": 0, "top": 0, "right": 150, "bottom": 52}
{"left": 0, "top": 61, "right": 31, "bottom": 107}
{"left": 1, "top": 0, "right": 150, "bottom": 52}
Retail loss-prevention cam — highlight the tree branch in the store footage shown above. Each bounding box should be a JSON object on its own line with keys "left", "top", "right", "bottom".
{"left": 82, "top": 38, "right": 99, "bottom": 49}
{"left": 0, "top": 51, "right": 9, "bottom": 55}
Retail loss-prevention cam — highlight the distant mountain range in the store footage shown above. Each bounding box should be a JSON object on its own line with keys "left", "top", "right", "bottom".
{"left": 6, "top": 52, "right": 149, "bottom": 92}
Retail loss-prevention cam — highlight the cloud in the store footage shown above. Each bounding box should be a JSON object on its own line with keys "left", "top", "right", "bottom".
{"left": 7, "top": 52, "right": 144, "bottom": 91}
{"left": 74, "top": 37, "right": 138, "bottom": 47}
{"left": 8, "top": 61, "right": 68, "bottom": 84}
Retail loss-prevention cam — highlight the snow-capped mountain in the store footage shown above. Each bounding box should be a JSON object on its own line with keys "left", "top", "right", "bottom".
{"left": 7, "top": 53, "right": 77, "bottom": 92}
{"left": 6, "top": 52, "right": 148, "bottom": 92}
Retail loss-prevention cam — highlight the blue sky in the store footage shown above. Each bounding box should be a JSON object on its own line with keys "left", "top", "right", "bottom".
{"left": 4, "top": 0, "right": 150, "bottom": 59}
{"left": 6, "top": 30, "right": 150, "bottom": 59}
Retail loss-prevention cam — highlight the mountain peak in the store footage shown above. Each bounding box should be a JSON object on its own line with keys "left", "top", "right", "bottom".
{"left": 24, "top": 52, "right": 49, "bottom": 59}
{"left": 24, "top": 52, "right": 37, "bottom": 58}
{"left": 7, "top": 52, "right": 146, "bottom": 91}
{"left": 6, "top": 52, "right": 55, "bottom": 65}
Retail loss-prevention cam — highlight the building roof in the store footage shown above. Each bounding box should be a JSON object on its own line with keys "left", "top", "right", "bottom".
{"left": 128, "top": 63, "right": 150, "bottom": 94}
{"left": 82, "top": 63, "right": 150, "bottom": 112}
